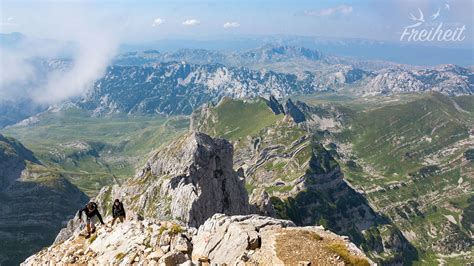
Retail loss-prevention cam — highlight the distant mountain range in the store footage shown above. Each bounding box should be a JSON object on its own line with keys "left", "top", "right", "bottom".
{"left": 78, "top": 61, "right": 325, "bottom": 116}
{"left": 114, "top": 45, "right": 323, "bottom": 68}
{"left": 118, "top": 35, "right": 474, "bottom": 66}
{"left": 1, "top": 32, "right": 473, "bottom": 126}
{"left": 79, "top": 49, "right": 473, "bottom": 116}
{"left": 363, "top": 64, "right": 474, "bottom": 96}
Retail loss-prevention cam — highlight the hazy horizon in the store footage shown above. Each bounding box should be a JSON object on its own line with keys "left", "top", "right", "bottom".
{"left": 1, "top": 0, "right": 473, "bottom": 46}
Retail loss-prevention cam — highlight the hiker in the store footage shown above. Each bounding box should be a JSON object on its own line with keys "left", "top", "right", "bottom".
{"left": 111, "top": 199, "right": 126, "bottom": 226}
{"left": 78, "top": 202, "right": 105, "bottom": 238}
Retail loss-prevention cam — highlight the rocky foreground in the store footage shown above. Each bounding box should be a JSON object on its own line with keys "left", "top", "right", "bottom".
{"left": 23, "top": 213, "right": 372, "bottom": 265}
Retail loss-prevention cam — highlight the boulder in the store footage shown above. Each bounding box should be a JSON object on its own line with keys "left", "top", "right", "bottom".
{"left": 173, "top": 234, "right": 192, "bottom": 253}
{"left": 192, "top": 214, "right": 294, "bottom": 263}
{"left": 159, "top": 251, "right": 189, "bottom": 265}
{"left": 147, "top": 250, "right": 164, "bottom": 261}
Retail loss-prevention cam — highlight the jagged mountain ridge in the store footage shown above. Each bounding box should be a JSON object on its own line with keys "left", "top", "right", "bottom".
{"left": 78, "top": 61, "right": 325, "bottom": 116}
{"left": 94, "top": 132, "right": 251, "bottom": 228}
{"left": 78, "top": 59, "right": 473, "bottom": 117}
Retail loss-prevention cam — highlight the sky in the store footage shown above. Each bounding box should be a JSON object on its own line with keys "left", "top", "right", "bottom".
{"left": 1, "top": 0, "right": 473, "bottom": 45}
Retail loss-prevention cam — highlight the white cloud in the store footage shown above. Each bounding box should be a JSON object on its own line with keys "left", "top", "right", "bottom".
{"left": 0, "top": 16, "right": 18, "bottom": 26}
{"left": 304, "top": 5, "right": 353, "bottom": 17}
{"left": 151, "top": 17, "right": 164, "bottom": 27}
{"left": 182, "top": 19, "right": 200, "bottom": 26}
{"left": 223, "top": 22, "right": 240, "bottom": 28}
{"left": 35, "top": 29, "right": 119, "bottom": 104}
{"left": 0, "top": 7, "right": 120, "bottom": 105}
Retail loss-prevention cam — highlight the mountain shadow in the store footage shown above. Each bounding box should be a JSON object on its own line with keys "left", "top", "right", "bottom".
{"left": 0, "top": 134, "right": 88, "bottom": 265}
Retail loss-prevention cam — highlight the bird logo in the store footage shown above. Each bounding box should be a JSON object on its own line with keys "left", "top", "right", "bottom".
{"left": 431, "top": 8, "right": 441, "bottom": 20}
{"left": 407, "top": 8, "right": 425, "bottom": 28}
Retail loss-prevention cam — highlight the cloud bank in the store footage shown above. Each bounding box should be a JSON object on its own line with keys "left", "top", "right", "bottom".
{"left": 0, "top": 16, "right": 18, "bottom": 26}
{"left": 223, "top": 22, "right": 240, "bottom": 28}
{"left": 182, "top": 19, "right": 200, "bottom": 26}
{"left": 0, "top": 6, "right": 121, "bottom": 105}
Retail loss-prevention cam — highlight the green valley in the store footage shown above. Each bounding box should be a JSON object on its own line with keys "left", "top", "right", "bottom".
{"left": 1, "top": 108, "right": 189, "bottom": 195}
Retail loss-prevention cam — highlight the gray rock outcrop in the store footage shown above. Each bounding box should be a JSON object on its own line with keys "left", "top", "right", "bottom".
{"left": 24, "top": 214, "right": 373, "bottom": 265}
{"left": 192, "top": 214, "right": 294, "bottom": 263}
{"left": 249, "top": 188, "right": 276, "bottom": 217}
{"left": 96, "top": 132, "right": 251, "bottom": 227}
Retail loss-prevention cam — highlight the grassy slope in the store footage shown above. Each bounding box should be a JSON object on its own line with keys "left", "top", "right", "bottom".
{"left": 204, "top": 98, "right": 283, "bottom": 140}
{"left": 294, "top": 92, "right": 473, "bottom": 264}
{"left": 349, "top": 93, "right": 469, "bottom": 176}
{"left": 333, "top": 93, "right": 473, "bottom": 264}
{"left": 196, "top": 98, "right": 312, "bottom": 193}
{"left": 2, "top": 108, "right": 189, "bottom": 195}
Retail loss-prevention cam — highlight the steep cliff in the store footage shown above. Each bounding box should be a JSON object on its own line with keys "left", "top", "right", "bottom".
{"left": 95, "top": 132, "right": 251, "bottom": 227}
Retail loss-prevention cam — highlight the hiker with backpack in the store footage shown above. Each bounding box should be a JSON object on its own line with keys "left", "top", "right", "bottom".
{"left": 78, "top": 202, "right": 105, "bottom": 238}
{"left": 111, "top": 199, "right": 126, "bottom": 226}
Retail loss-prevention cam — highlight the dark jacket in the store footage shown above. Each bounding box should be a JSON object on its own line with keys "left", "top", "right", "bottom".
{"left": 112, "top": 202, "right": 126, "bottom": 218}
{"left": 78, "top": 203, "right": 105, "bottom": 224}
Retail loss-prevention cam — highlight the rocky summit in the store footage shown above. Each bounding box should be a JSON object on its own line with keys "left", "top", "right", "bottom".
{"left": 23, "top": 213, "right": 372, "bottom": 266}
{"left": 94, "top": 132, "right": 251, "bottom": 228}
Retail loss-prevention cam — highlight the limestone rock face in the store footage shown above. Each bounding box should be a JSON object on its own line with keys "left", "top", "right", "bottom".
{"left": 192, "top": 214, "right": 294, "bottom": 263}
{"left": 249, "top": 188, "right": 276, "bottom": 217}
{"left": 284, "top": 99, "right": 306, "bottom": 123}
{"left": 266, "top": 95, "right": 285, "bottom": 115}
{"left": 96, "top": 132, "right": 251, "bottom": 228}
